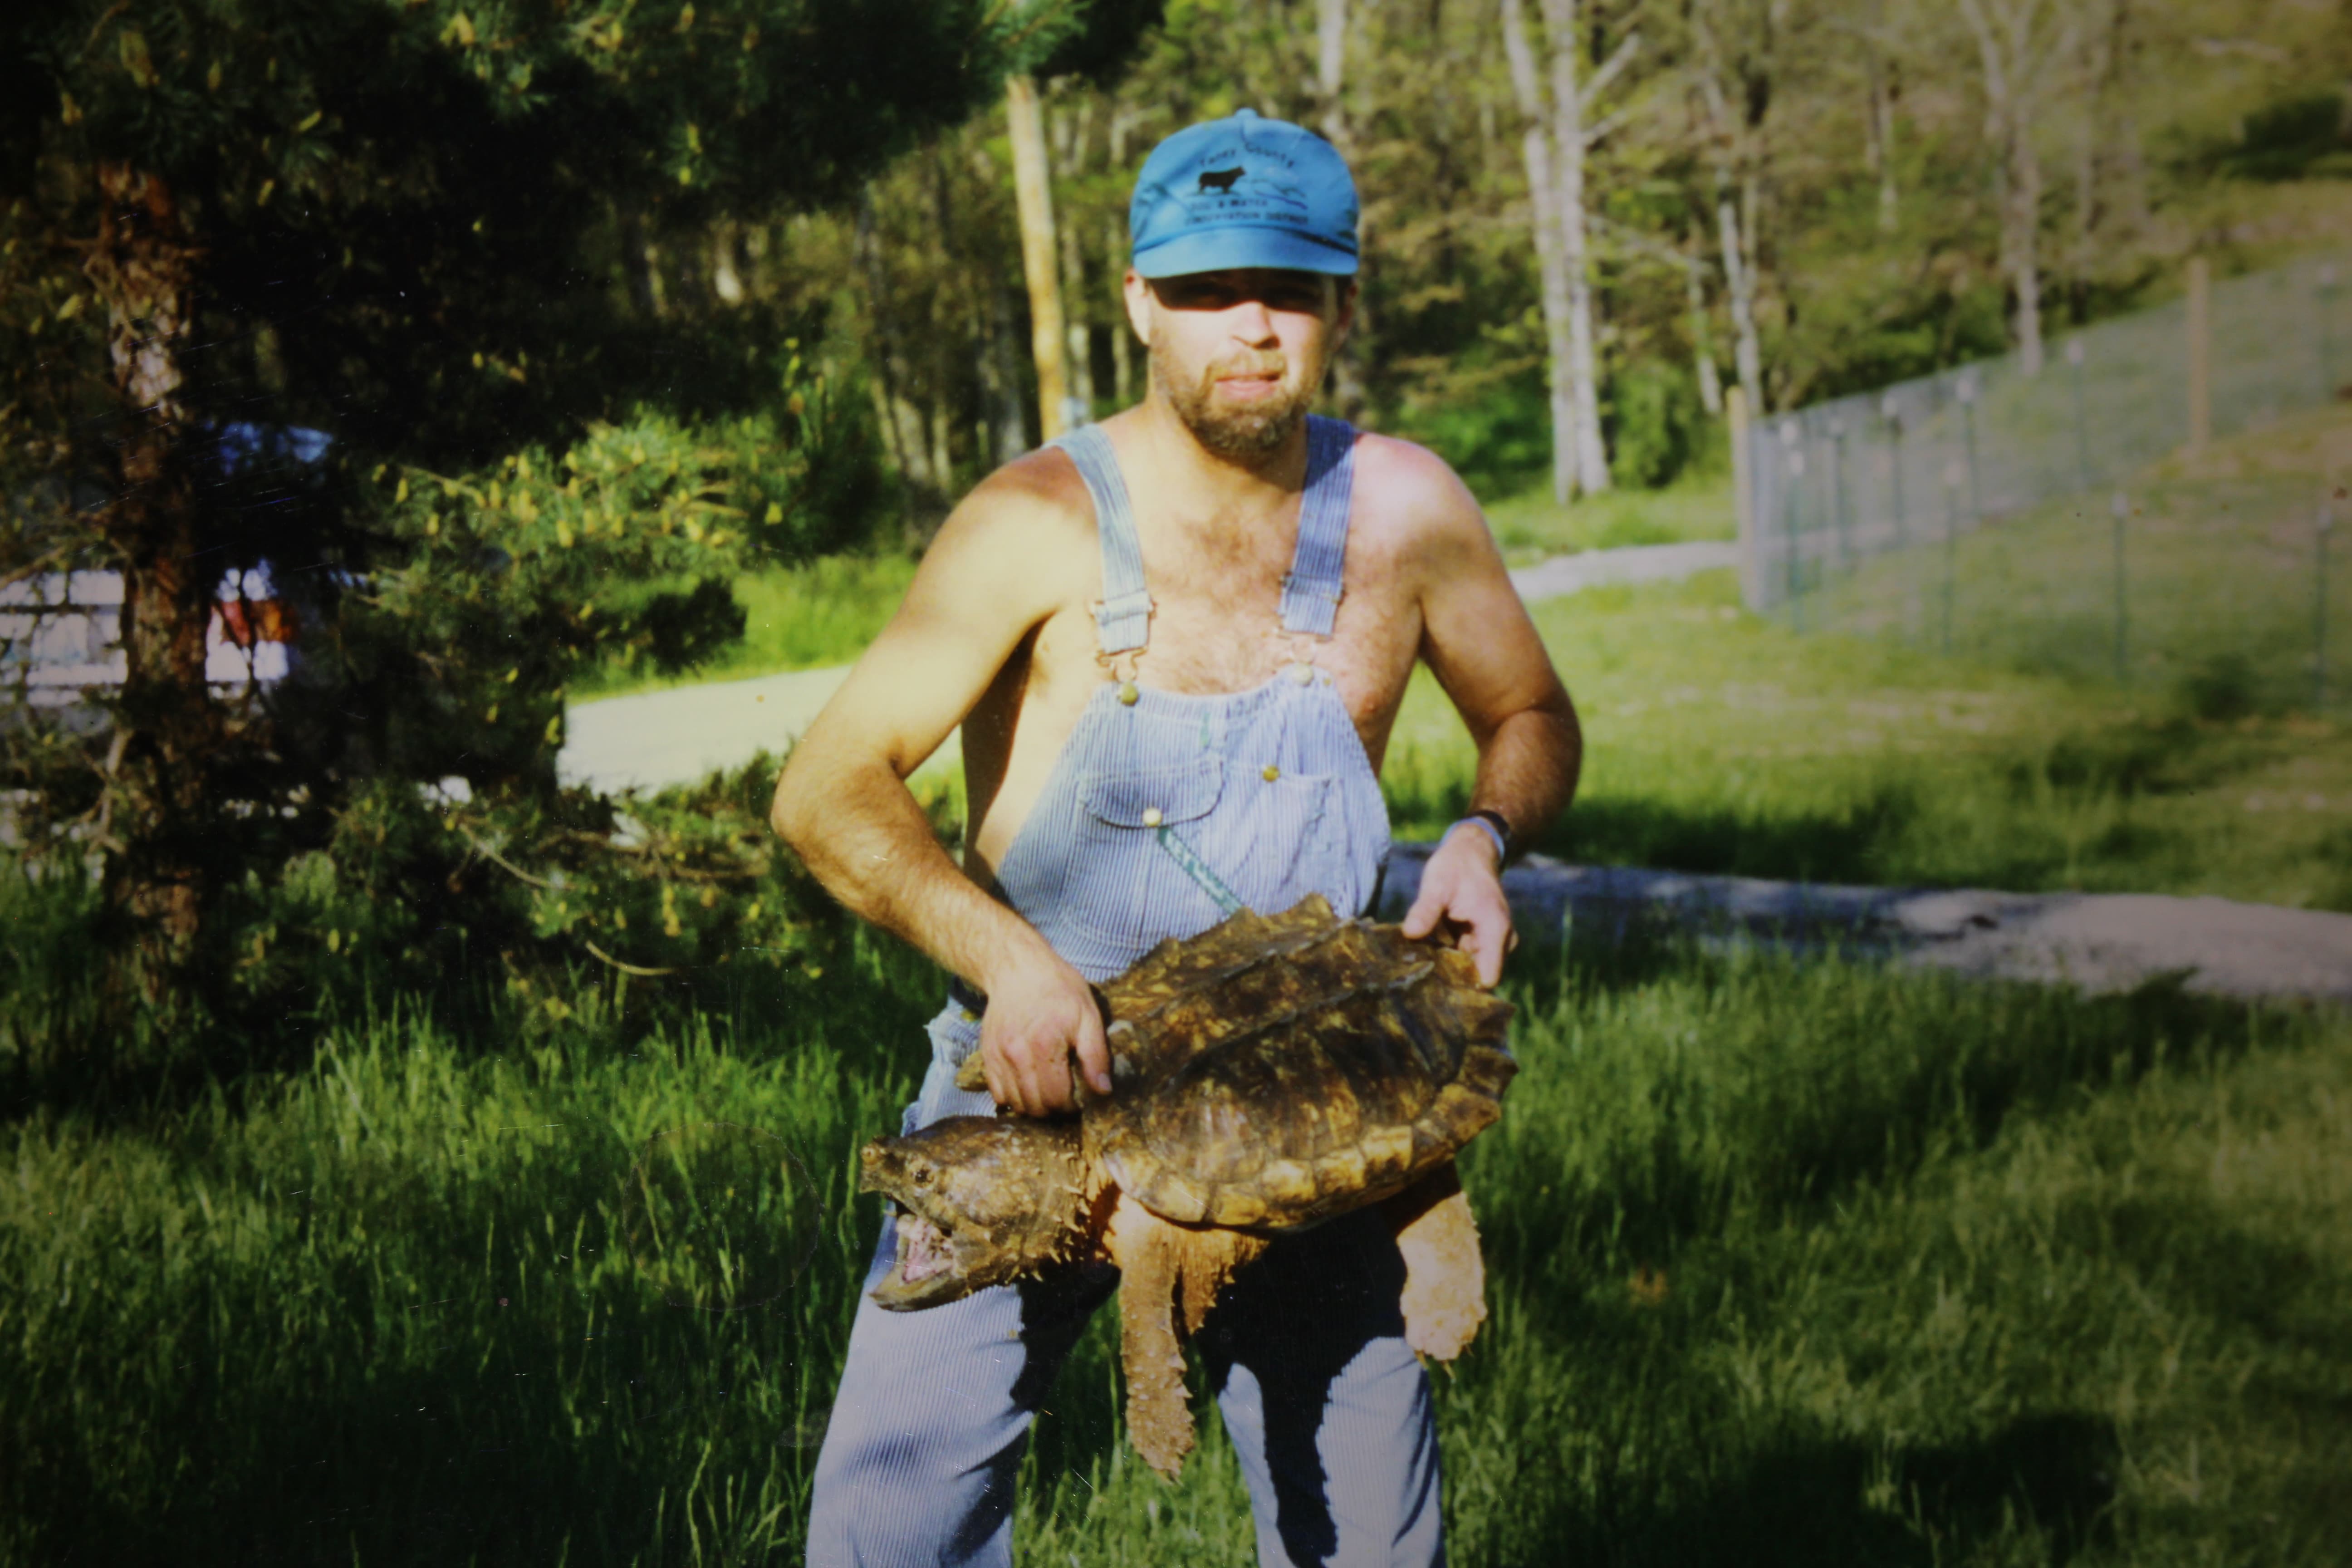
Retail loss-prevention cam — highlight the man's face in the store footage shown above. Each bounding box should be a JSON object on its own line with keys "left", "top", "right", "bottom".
{"left": 1126, "top": 267, "right": 1355, "bottom": 461}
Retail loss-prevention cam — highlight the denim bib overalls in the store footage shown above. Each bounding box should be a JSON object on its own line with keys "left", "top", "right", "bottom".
{"left": 807, "top": 418, "right": 1445, "bottom": 1568}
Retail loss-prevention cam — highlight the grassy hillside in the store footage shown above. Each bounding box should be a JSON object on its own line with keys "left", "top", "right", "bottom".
{"left": 1386, "top": 403, "right": 2352, "bottom": 911}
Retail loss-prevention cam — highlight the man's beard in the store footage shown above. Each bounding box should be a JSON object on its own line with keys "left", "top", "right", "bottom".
{"left": 1153, "top": 339, "right": 1315, "bottom": 461}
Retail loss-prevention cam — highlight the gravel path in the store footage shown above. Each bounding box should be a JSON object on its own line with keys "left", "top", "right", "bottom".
{"left": 557, "top": 538, "right": 1741, "bottom": 795}
{"left": 558, "top": 664, "right": 850, "bottom": 794}
{"left": 1377, "top": 843, "right": 2352, "bottom": 1005}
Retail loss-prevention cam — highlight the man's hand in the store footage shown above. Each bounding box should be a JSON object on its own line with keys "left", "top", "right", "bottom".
{"left": 1401, "top": 822, "right": 1516, "bottom": 988}
{"left": 976, "top": 946, "right": 1115, "bottom": 1117}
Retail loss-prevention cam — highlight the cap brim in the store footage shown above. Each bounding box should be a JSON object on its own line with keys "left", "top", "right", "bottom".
{"left": 1133, "top": 226, "right": 1358, "bottom": 279}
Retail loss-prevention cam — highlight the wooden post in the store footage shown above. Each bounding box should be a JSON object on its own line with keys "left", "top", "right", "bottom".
{"left": 1006, "top": 74, "right": 1069, "bottom": 443}
{"left": 2186, "top": 255, "right": 2211, "bottom": 455}
{"left": 1729, "top": 386, "right": 1762, "bottom": 610}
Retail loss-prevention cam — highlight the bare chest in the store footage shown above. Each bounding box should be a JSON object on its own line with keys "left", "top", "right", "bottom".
{"left": 1036, "top": 520, "right": 1420, "bottom": 745}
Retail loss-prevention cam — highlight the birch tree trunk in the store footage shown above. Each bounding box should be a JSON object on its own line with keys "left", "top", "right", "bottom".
{"left": 1689, "top": 254, "right": 1725, "bottom": 417}
{"left": 1694, "top": 0, "right": 1767, "bottom": 414}
{"left": 1718, "top": 181, "right": 1764, "bottom": 415}
{"left": 1541, "top": 0, "right": 1632, "bottom": 496}
{"left": 2004, "top": 131, "right": 2045, "bottom": 375}
{"left": 1501, "top": 0, "right": 1579, "bottom": 505}
{"left": 1865, "top": 36, "right": 1900, "bottom": 235}
{"left": 1959, "top": 0, "right": 2077, "bottom": 379}
{"left": 1006, "top": 74, "right": 1071, "bottom": 441}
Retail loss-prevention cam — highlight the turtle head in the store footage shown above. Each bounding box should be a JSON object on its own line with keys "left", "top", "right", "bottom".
{"left": 859, "top": 1115, "right": 1088, "bottom": 1310}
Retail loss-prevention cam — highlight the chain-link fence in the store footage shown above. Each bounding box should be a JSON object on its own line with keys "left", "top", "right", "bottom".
{"left": 1737, "top": 252, "right": 2352, "bottom": 714}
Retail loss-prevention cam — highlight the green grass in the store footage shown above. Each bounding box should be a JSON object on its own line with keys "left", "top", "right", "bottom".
{"left": 1383, "top": 566, "right": 2352, "bottom": 910}
{"left": 570, "top": 552, "right": 917, "bottom": 703}
{"left": 4, "top": 909, "right": 2347, "bottom": 1564}
{"left": 1481, "top": 461, "right": 1736, "bottom": 566}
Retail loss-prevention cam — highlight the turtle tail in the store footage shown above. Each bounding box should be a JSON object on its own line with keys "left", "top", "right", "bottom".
{"left": 1105, "top": 1196, "right": 1195, "bottom": 1480}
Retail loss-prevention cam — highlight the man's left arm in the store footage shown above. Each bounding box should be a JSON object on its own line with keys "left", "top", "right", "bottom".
{"left": 1393, "top": 448, "right": 1582, "bottom": 987}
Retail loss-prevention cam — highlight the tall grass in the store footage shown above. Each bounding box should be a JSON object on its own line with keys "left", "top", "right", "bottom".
{"left": 5, "top": 902, "right": 2346, "bottom": 1564}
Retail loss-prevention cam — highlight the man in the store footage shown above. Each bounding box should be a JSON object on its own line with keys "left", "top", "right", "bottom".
{"left": 774, "top": 108, "right": 1580, "bottom": 1568}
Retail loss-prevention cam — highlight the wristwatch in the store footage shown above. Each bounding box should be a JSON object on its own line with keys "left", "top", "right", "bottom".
{"left": 1452, "top": 808, "right": 1513, "bottom": 863}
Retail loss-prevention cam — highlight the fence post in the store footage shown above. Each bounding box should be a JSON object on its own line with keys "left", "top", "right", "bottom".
{"left": 1882, "top": 392, "right": 1906, "bottom": 549}
{"left": 2320, "top": 264, "right": 2341, "bottom": 406}
{"left": 1831, "top": 418, "right": 1852, "bottom": 576}
{"left": 1784, "top": 432, "right": 1808, "bottom": 633}
{"left": 1729, "top": 387, "right": 1762, "bottom": 610}
{"left": 2320, "top": 500, "right": 2335, "bottom": 710}
{"left": 2067, "top": 335, "right": 2090, "bottom": 491}
{"left": 1958, "top": 371, "right": 1984, "bottom": 526}
{"left": 1941, "top": 461, "right": 1961, "bottom": 656}
{"left": 2111, "top": 490, "right": 2130, "bottom": 685}
{"left": 2187, "top": 256, "right": 2212, "bottom": 455}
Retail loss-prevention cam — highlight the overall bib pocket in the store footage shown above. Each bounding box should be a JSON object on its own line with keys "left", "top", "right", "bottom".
{"left": 1073, "top": 757, "right": 1229, "bottom": 949}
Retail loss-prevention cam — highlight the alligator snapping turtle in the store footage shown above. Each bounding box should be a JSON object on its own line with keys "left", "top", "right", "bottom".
{"left": 858, "top": 893, "right": 1517, "bottom": 1477}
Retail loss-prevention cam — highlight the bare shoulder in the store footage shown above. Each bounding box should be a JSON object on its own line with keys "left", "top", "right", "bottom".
{"left": 1345, "top": 431, "right": 1495, "bottom": 578}
{"left": 935, "top": 444, "right": 1095, "bottom": 564}
{"left": 901, "top": 445, "right": 1097, "bottom": 627}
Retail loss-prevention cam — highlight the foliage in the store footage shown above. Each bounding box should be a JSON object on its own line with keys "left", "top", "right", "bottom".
{"left": 571, "top": 551, "right": 919, "bottom": 702}
{"left": 0, "top": 0, "right": 1163, "bottom": 1044}
{"left": 1605, "top": 362, "right": 1706, "bottom": 491}
{"left": 1392, "top": 367, "right": 1555, "bottom": 503}
{"left": 820, "top": 0, "right": 2352, "bottom": 505}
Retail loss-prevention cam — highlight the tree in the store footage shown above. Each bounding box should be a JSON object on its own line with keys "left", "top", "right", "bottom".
{"left": 1690, "top": 0, "right": 1776, "bottom": 416}
{"left": 1501, "top": 0, "right": 1637, "bottom": 501}
{"left": 0, "top": 0, "right": 1132, "bottom": 1032}
{"left": 1956, "top": 0, "right": 2080, "bottom": 377}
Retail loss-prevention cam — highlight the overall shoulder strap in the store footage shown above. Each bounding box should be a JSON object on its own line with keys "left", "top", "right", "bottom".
{"left": 1050, "top": 425, "right": 1154, "bottom": 656}
{"left": 1278, "top": 415, "right": 1356, "bottom": 637}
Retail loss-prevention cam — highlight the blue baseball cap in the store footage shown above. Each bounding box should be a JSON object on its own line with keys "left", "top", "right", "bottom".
{"left": 1129, "top": 108, "right": 1359, "bottom": 279}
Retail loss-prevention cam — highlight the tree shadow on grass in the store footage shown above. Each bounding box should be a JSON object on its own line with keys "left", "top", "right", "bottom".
{"left": 1541, "top": 789, "right": 1929, "bottom": 889}
{"left": 1517, "top": 1412, "right": 2122, "bottom": 1568}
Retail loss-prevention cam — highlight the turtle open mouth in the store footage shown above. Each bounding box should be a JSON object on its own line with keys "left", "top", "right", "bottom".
{"left": 893, "top": 1206, "right": 954, "bottom": 1286}
{"left": 869, "top": 1199, "right": 981, "bottom": 1309}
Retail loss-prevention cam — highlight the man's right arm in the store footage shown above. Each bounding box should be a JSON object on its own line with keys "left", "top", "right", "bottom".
{"left": 769, "top": 461, "right": 1111, "bottom": 1113}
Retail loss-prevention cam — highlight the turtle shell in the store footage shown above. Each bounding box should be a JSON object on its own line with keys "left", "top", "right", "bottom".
{"left": 1085, "top": 894, "right": 1517, "bottom": 1231}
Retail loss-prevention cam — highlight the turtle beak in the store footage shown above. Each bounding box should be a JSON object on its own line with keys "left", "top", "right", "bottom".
{"left": 869, "top": 1203, "right": 981, "bottom": 1310}
{"left": 860, "top": 1139, "right": 993, "bottom": 1310}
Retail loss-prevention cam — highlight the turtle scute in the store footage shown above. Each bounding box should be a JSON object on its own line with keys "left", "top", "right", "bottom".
{"left": 1089, "top": 896, "right": 1516, "bottom": 1233}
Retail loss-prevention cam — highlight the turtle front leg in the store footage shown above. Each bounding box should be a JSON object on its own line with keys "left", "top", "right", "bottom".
{"left": 1381, "top": 1162, "right": 1488, "bottom": 1362}
{"left": 1103, "top": 1195, "right": 1196, "bottom": 1480}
